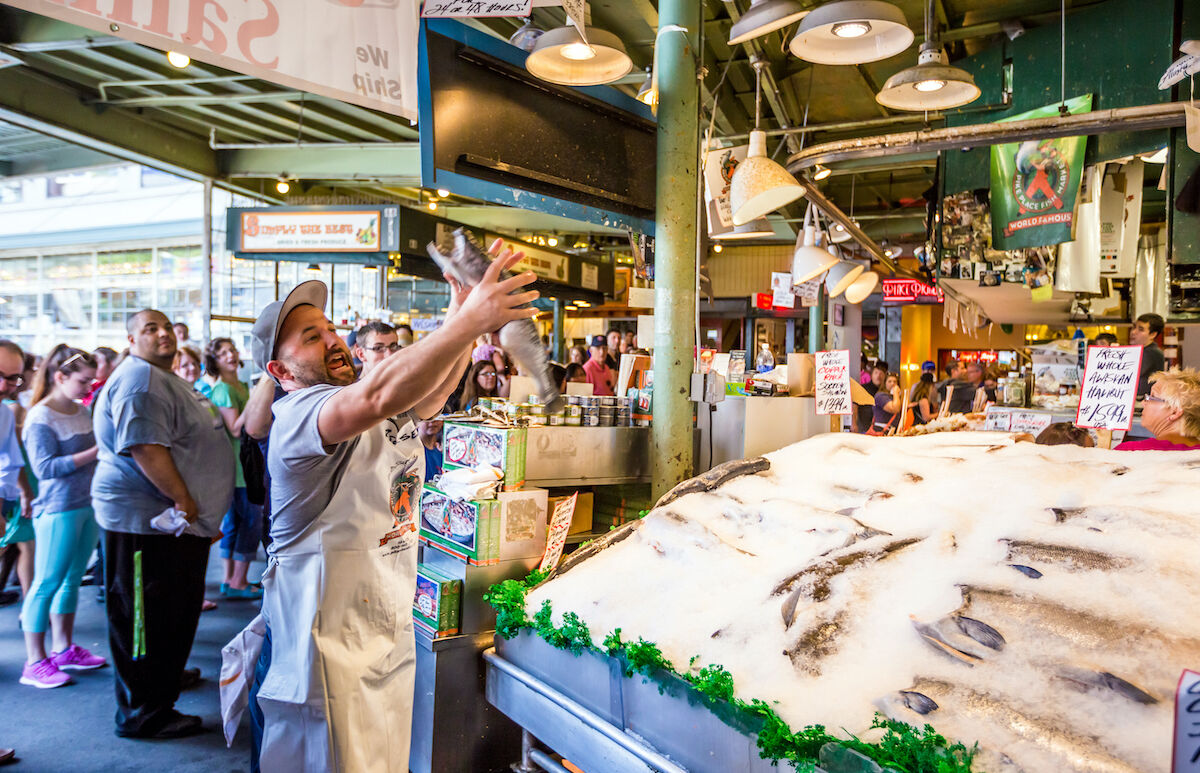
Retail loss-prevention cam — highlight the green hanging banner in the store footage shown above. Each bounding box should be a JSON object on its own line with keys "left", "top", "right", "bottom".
{"left": 989, "top": 94, "right": 1093, "bottom": 250}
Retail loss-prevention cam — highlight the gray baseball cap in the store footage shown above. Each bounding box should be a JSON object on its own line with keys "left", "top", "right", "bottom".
{"left": 251, "top": 280, "right": 328, "bottom": 376}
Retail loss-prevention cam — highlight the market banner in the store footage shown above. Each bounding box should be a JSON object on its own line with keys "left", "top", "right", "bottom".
{"left": 989, "top": 95, "right": 1092, "bottom": 250}
{"left": 3, "top": 0, "right": 420, "bottom": 120}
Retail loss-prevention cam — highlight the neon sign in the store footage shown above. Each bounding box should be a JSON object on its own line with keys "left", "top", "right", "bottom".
{"left": 882, "top": 279, "right": 945, "bottom": 304}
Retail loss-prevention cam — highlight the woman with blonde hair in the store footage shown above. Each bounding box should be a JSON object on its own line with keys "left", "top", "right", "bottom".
{"left": 1116, "top": 368, "right": 1200, "bottom": 450}
{"left": 19, "top": 345, "right": 106, "bottom": 688}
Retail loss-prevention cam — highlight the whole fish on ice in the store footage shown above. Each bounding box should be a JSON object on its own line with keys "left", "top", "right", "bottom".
{"left": 428, "top": 228, "right": 563, "bottom": 411}
{"left": 524, "top": 432, "right": 1200, "bottom": 772}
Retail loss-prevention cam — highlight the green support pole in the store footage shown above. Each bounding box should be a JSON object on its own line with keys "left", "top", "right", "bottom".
{"left": 552, "top": 298, "right": 565, "bottom": 362}
{"left": 808, "top": 290, "right": 826, "bottom": 353}
{"left": 651, "top": 0, "right": 701, "bottom": 500}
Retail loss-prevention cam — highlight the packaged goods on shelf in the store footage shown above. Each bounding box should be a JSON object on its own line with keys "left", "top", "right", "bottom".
{"left": 443, "top": 422, "right": 526, "bottom": 491}
{"left": 419, "top": 485, "right": 499, "bottom": 565}
{"left": 413, "top": 564, "right": 461, "bottom": 637}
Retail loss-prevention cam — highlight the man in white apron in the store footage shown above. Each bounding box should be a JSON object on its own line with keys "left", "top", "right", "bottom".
{"left": 250, "top": 242, "right": 536, "bottom": 772}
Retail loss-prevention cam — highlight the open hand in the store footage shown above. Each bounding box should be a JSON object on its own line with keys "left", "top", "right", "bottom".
{"left": 454, "top": 245, "right": 538, "bottom": 339}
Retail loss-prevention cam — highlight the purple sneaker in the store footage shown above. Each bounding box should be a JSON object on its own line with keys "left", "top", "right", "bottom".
{"left": 51, "top": 645, "right": 107, "bottom": 671}
{"left": 20, "top": 658, "right": 72, "bottom": 689}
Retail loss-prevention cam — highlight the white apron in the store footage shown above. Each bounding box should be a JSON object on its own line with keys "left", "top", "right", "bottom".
{"left": 258, "top": 413, "right": 424, "bottom": 773}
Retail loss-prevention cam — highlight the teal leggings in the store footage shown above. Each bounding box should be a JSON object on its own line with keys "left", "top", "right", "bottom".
{"left": 21, "top": 507, "right": 99, "bottom": 634}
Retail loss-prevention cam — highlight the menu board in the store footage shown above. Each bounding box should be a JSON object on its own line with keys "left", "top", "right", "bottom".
{"left": 815, "top": 350, "right": 852, "bottom": 415}
{"left": 1076, "top": 345, "right": 1142, "bottom": 431}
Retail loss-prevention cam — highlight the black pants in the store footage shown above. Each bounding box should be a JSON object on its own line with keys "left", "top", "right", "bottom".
{"left": 104, "top": 530, "right": 210, "bottom": 734}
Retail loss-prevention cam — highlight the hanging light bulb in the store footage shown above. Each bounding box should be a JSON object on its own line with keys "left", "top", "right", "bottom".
{"left": 728, "top": 0, "right": 808, "bottom": 46}
{"left": 812, "top": 164, "right": 833, "bottom": 181}
{"left": 428, "top": 201, "right": 438, "bottom": 211}
{"left": 844, "top": 270, "right": 879, "bottom": 303}
{"left": 275, "top": 176, "right": 290, "bottom": 194}
{"left": 790, "top": 1, "right": 913, "bottom": 65}
{"left": 730, "top": 60, "right": 805, "bottom": 225}
{"left": 166, "top": 51, "right": 191, "bottom": 68}
{"left": 876, "top": 1, "right": 979, "bottom": 111}
{"left": 509, "top": 18, "right": 545, "bottom": 52}
{"left": 713, "top": 243, "right": 724, "bottom": 253}
{"left": 436, "top": 188, "right": 450, "bottom": 198}
{"left": 526, "top": 24, "right": 632, "bottom": 86}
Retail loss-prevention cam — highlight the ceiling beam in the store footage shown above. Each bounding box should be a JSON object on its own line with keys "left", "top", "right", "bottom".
{"left": 219, "top": 144, "right": 422, "bottom": 187}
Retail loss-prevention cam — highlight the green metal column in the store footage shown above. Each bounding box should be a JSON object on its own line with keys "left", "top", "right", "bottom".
{"left": 552, "top": 298, "right": 565, "bottom": 362}
{"left": 651, "top": 0, "right": 700, "bottom": 500}
{"left": 808, "top": 290, "right": 826, "bottom": 352}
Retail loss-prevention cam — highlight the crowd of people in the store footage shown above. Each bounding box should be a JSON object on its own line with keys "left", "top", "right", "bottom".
{"left": 0, "top": 246, "right": 641, "bottom": 766}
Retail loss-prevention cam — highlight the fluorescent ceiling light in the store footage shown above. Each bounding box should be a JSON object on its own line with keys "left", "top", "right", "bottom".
{"left": 790, "top": 0, "right": 913, "bottom": 65}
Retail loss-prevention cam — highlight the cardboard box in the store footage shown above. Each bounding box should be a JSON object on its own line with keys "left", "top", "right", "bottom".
{"left": 496, "top": 487, "right": 549, "bottom": 560}
{"left": 414, "top": 564, "right": 461, "bottom": 637}
{"left": 787, "top": 353, "right": 815, "bottom": 396}
{"left": 443, "top": 422, "right": 526, "bottom": 491}
{"left": 549, "top": 491, "right": 594, "bottom": 536}
{"left": 419, "top": 485, "right": 498, "bottom": 565}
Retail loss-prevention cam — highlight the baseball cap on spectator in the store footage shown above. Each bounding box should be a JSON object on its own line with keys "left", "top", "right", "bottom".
{"left": 590, "top": 335, "right": 606, "bottom": 347}
{"left": 922, "top": 360, "right": 936, "bottom": 372}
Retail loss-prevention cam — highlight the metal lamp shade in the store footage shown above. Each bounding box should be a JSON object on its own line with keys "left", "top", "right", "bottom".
{"left": 789, "top": 0, "right": 913, "bottom": 65}
{"left": 829, "top": 222, "right": 854, "bottom": 243}
{"left": 876, "top": 47, "right": 979, "bottom": 110}
{"left": 825, "top": 260, "right": 865, "bottom": 297}
{"left": 526, "top": 26, "right": 633, "bottom": 86}
{"left": 791, "top": 226, "right": 839, "bottom": 284}
{"left": 844, "top": 270, "right": 879, "bottom": 303}
{"left": 729, "top": 0, "right": 809, "bottom": 46}
{"left": 730, "top": 130, "right": 805, "bottom": 225}
{"left": 706, "top": 199, "right": 775, "bottom": 239}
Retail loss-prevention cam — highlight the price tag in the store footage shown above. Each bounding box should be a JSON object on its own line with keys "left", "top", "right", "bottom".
{"left": 1174, "top": 670, "right": 1200, "bottom": 773}
{"left": 983, "top": 406, "right": 1011, "bottom": 431}
{"left": 1076, "top": 345, "right": 1142, "bottom": 431}
{"left": 815, "top": 350, "right": 852, "bottom": 416}
{"left": 1007, "top": 411, "right": 1053, "bottom": 435}
{"left": 538, "top": 492, "right": 578, "bottom": 572}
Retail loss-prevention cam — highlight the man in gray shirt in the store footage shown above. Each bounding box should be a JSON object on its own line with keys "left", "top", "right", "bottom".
{"left": 92, "top": 309, "right": 234, "bottom": 739}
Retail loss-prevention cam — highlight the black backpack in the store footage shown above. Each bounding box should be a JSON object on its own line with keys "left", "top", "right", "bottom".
{"left": 239, "top": 430, "right": 267, "bottom": 506}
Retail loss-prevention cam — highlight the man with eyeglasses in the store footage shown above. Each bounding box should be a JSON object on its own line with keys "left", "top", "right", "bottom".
{"left": 352, "top": 321, "right": 401, "bottom": 376}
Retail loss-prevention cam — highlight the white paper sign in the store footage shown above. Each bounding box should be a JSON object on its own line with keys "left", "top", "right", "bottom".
{"left": 704, "top": 145, "right": 748, "bottom": 229}
{"left": 422, "top": 0, "right": 532, "bottom": 18}
{"left": 581, "top": 262, "right": 599, "bottom": 291}
{"left": 538, "top": 492, "right": 578, "bottom": 572}
{"left": 1076, "top": 345, "right": 1142, "bottom": 431}
{"left": 7, "top": 0, "right": 420, "bottom": 120}
{"left": 771, "top": 272, "right": 795, "bottom": 309}
{"left": 794, "top": 277, "right": 822, "bottom": 308}
{"left": 561, "top": 0, "right": 587, "bottom": 42}
{"left": 983, "top": 406, "right": 1012, "bottom": 431}
{"left": 1006, "top": 411, "right": 1054, "bottom": 435}
{"left": 1175, "top": 670, "right": 1200, "bottom": 772}
{"left": 815, "top": 350, "right": 851, "bottom": 415}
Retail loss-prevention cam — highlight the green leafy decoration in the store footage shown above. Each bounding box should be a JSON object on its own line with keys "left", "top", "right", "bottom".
{"left": 486, "top": 570, "right": 976, "bottom": 772}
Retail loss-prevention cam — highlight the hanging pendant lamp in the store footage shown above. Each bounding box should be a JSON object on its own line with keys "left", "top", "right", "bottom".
{"left": 706, "top": 198, "right": 775, "bottom": 239}
{"left": 731, "top": 61, "right": 805, "bottom": 226}
{"left": 844, "top": 270, "right": 879, "bottom": 304}
{"left": 509, "top": 18, "right": 545, "bottom": 52}
{"left": 789, "top": 0, "right": 913, "bottom": 65}
{"left": 791, "top": 206, "right": 839, "bottom": 285}
{"left": 729, "top": 0, "right": 809, "bottom": 46}
{"left": 876, "top": 0, "right": 978, "bottom": 111}
{"left": 825, "top": 260, "right": 866, "bottom": 297}
{"left": 526, "top": 25, "right": 633, "bottom": 86}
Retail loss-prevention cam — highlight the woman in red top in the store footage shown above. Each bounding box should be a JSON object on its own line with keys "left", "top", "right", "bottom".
{"left": 1115, "top": 368, "right": 1200, "bottom": 451}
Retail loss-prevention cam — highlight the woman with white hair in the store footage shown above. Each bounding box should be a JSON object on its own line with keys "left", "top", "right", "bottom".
{"left": 1115, "top": 368, "right": 1200, "bottom": 451}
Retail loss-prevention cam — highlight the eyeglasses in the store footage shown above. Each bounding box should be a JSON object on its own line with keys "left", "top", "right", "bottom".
{"left": 1144, "top": 395, "right": 1167, "bottom": 404}
{"left": 0, "top": 372, "right": 23, "bottom": 387}
{"left": 479, "top": 371, "right": 497, "bottom": 378}
{"left": 366, "top": 343, "right": 401, "bottom": 353}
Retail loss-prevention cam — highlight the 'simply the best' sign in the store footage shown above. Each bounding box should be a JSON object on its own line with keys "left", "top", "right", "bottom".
{"left": 815, "top": 350, "right": 852, "bottom": 416}
{"left": 1076, "top": 345, "right": 1143, "bottom": 431}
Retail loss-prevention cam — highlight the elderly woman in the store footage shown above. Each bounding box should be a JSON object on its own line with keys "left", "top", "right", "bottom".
{"left": 1115, "top": 368, "right": 1200, "bottom": 451}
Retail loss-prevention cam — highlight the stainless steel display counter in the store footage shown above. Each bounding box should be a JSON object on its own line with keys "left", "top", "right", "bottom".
{"left": 485, "top": 631, "right": 795, "bottom": 773}
{"left": 524, "top": 426, "right": 652, "bottom": 487}
{"left": 698, "top": 396, "right": 833, "bottom": 469}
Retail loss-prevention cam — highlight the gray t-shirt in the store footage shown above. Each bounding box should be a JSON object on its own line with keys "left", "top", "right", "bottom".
{"left": 23, "top": 403, "right": 96, "bottom": 514}
{"left": 91, "top": 356, "right": 235, "bottom": 537}
{"left": 267, "top": 384, "right": 420, "bottom": 554}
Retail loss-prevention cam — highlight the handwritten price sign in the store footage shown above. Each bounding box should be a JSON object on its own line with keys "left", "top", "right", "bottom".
{"left": 538, "top": 493, "right": 578, "bottom": 573}
{"left": 815, "top": 350, "right": 852, "bottom": 415}
{"left": 1174, "top": 670, "right": 1200, "bottom": 773}
{"left": 1076, "top": 345, "right": 1142, "bottom": 431}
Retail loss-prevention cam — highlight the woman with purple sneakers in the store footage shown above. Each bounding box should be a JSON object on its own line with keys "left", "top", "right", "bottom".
{"left": 19, "top": 345, "right": 107, "bottom": 688}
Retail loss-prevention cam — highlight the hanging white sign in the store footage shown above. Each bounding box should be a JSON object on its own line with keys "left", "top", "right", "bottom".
{"left": 1076, "top": 345, "right": 1142, "bottom": 431}
{"left": 560, "top": 0, "right": 587, "bottom": 42}
{"left": 704, "top": 145, "right": 748, "bottom": 229}
{"left": 814, "top": 349, "right": 851, "bottom": 416}
{"left": 6, "top": 0, "right": 420, "bottom": 120}
{"left": 770, "top": 272, "right": 794, "bottom": 309}
{"left": 421, "top": 0, "right": 532, "bottom": 18}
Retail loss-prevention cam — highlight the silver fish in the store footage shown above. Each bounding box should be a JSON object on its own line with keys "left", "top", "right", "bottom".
{"left": 654, "top": 456, "right": 771, "bottom": 508}
{"left": 427, "top": 228, "right": 563, "bottom": 412}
